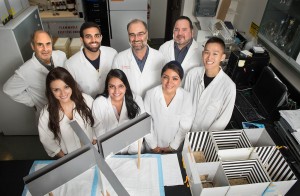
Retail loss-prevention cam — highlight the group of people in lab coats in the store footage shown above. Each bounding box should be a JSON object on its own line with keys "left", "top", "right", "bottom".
{"left": 3, "top": 16, "right": 236, "bottom": 158}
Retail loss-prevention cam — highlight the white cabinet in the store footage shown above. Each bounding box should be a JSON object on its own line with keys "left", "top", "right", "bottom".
{"left": 0, "top": 6, "right": 42, "bottom": 135}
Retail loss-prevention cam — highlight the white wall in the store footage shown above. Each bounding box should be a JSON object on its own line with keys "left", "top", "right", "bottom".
{"left": 233, "top": 0, "right": 268, "bottom": 39}
{"left": 148, "top": 0, "right": 167, "bottom": 39}
{"left": 182, "top": 0, "right": 197, "bottom": 22}
{"left": 182, "top": 0, "right": 268, "bottom": 39}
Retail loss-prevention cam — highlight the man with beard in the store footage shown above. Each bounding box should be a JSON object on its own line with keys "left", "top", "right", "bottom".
{"left": 159, "top": 16, "right": 203, "bottom": 86}
{"left": 65, "top": 22, "right": 117, "bottom": 98}
{"left": 3, "top": 30, "right": 67, "bottom": 115}
{"left": 112, "top": 19, "right": 165, "bottom": 98}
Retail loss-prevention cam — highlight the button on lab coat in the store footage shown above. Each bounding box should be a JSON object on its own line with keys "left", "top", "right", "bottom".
{"left": 65, "top": 46, "right": 117, "bottom": 98}
{"left": 112, "top": 47, "right": 165, "bottom": 98}
{"left": 184, "top": 67, "right": 236, "bottom": 132}
{"left": 159, "top": 39, "right": 203, "bottom": 86}
{"left": 144, "top": 85, "right": 193, "bottom": 150}
{"left": 3, "top": 50, "right": 67, "bottom": 113}
{"left": 92, "top": 94, "right": 145, "bottom": 154}
{"left": 38, "top": 93, "right": 95, "bottom": 157}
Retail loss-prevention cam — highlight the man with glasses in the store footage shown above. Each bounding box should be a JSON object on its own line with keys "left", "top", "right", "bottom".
{"left": 65, "top": 22, "right": 117, "bottom": 98}
{"left": 159, "top": 16, "right": 203, "bottom": 85}
{"left": 112, "top": 19, "right": 165, "bottom": 98}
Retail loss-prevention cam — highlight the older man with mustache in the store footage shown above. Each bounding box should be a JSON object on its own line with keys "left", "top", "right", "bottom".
{"left": 159, "top": 16, "right": 203, "bottom": 86}
{"left": 112, "top": 19, "right": 165, "bottom": 98}
{"left": 65, "top": 22, "right": 118, "bottom": 98}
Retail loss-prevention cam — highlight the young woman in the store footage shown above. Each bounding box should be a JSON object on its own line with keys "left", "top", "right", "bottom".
{"left": 92, "top": 69, "right": 145, "bottom": 154}
{"left": 38, "top": 67, "right": 95, "bottom": 158}
{"left": 144, "top": 61, "right": 194, "bottom": 153}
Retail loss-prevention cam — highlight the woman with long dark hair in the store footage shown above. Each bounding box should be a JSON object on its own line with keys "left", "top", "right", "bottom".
{"left": 38, "top": 67, "right": 95, "bottom": 158}
{"left": 144, "top": 61, "right": 194, "bottom": 153}
{"left": 92, "top": 69, "right": 144, "bottom": 154}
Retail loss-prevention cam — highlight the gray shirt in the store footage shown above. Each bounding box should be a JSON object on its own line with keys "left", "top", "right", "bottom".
{"left": 174, "top": 40, "right": 192, "bottom": 64}
{"left": 133, "top": 46, "right": 149, "bottom": 72}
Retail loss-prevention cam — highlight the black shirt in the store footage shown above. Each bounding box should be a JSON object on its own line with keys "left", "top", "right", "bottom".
{"left": 83, "top": 49, "right": 100, "bottom": 71}
{"left": 204, "top": 73, "right": 215, "bottom": 88}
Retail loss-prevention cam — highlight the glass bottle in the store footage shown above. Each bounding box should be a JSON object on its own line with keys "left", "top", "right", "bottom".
{"left": 47, "top": 0, "right": 52, "bottom": 11}
{"left": 273, "top": 16, "right": 290, "bottom": 46}
{"left": 67, "top": 0, "right": 75, "bottom": 12}
{"left": 285, "top": 25, "right": 300, "bottom": 59}
{"left": 279, "top": 18, "right": 296, "bottom": 50}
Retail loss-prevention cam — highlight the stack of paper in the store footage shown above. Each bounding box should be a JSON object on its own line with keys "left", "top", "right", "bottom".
{"left": 280, "top": 109, "right": 300, "bottom": 143}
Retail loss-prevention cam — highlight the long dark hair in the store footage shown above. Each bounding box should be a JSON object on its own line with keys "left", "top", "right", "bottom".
{"left": 45, "top": 67, "right": 94, "bottom": 141}
{"left": 101, "top": 69, "right": 140, "bottom": 119}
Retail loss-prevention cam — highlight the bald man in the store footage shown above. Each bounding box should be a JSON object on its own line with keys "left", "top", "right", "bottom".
{"left": 3, "top": 30, "right": 67, "bottom": 114}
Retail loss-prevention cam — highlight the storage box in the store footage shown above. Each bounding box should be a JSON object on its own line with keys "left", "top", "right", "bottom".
{"left": 213, "top": 129, "right": 275, "bottom": 161}
{"left": 222, "top": 159, "right": 271, "bottom": 196}
{"left": 254, "top": 146, "right": 297, "bottom": 196}
{"left": 182, "top": 129, "right": 297, "bottom": 195}
{"left": 54, "top": 37, "right": 70, "bottom": 57}
{"left": 4, "top": 0, "right": 24, "bottom": 17}
{"left": 69, "top": 38, "right": 82, "bottom": 57}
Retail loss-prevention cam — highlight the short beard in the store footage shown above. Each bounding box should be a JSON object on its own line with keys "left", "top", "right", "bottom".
{"left": 83, "top": 42, "right": 100, "bottom": 52}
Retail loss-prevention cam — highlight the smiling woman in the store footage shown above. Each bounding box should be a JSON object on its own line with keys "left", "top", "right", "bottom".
{"left": 144, "top": 61, "right": 193, "bottom": 153}
{"left": 38, "top": 67, "right": 96, "bottom": 159}
{"left": 92, "top": 69, "right": 145, "bottom": 154}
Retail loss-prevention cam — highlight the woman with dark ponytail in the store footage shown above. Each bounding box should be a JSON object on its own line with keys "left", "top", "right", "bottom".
{"left": 38, "top": 67, "right": 95, "bottom": 158}
{"left": 92, "top": 69, "right": 144, "bottom": 154}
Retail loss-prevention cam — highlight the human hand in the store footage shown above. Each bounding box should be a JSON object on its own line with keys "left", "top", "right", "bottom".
{"left": 152, "top": 147, "right": 162, "bottom": 154}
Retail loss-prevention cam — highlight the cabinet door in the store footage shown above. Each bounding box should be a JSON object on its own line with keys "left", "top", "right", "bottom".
{"left": 259, "top": 0, "right": 300, "bottom": 72}
{"left": 13, "top": 8, "right": 42, "bottom": 62}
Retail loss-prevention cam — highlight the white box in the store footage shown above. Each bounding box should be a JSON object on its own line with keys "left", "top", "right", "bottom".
{"left": 213, "top": 129, "right": 275, "bottom": 161}
{"left": 69, "top": 37, "right": 82, "bottom": 57}
{"left": 222, "top": 159, "right": 271, "bottom": 196}
{"left": 54, "top": 37, "right": 70, "bottom": 57}
{"left": 182, "top": 129, "right": 297, "bottom": 195}
{"left": 254, "top": 146, "right": 297, "bottom": 196}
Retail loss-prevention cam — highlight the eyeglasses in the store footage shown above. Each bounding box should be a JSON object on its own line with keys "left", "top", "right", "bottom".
{"left": 128, "top": 31, "right": 147, "bottom": 38}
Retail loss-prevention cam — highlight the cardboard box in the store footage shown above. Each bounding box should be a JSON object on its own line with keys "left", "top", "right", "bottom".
{"left": 69, "top": 38, "right": 82, "bottom": 57}
{"left": 222, "top": 159, "right": 271, "bottom": 196}
{"left": 182, "top": 129, "right": 297, "bottom": 195}
{"left": 254, "top": 146, "right": 297, "bottom": 196}
{"left": 54, "top": 37, "right": 70, "bottom": 57}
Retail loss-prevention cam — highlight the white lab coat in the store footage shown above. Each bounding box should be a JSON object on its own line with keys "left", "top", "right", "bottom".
{"left": 144, "top": 85, "right": 193, "bottom": 150}
{"left": 159, "top": 39, "right": 203, "bottom": 86}
{"left": 92, "top": 94, "right": 145, "bottom": 154}
{"left": 184, "top": 67, "right": 236, "bottom": 132}
{"left": 112, "top": 47, "right": 165, "bottom": 98}
{"left": 3, "top": 50, "right": 67, "bottom": 113}
{"left": 65, "top": 46, "right": 117, "bottom": 98}
{"left": 38, "top": 93, "right": 95, "bottom": 157}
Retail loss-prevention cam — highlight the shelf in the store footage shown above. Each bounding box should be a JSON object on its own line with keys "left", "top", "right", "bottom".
{"left": 258, "top": 33, "right": 300, "bottom": 74}
{"left": 39, "top": 11, "right": 83, "bottom": 22}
